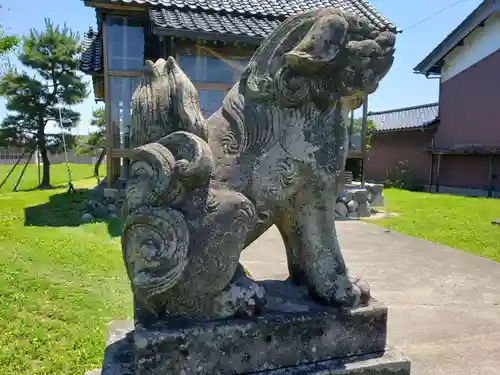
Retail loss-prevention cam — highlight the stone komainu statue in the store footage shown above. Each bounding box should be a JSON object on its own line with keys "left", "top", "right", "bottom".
{"left": 122, "top": 7, "right": 396, "bottom": 324}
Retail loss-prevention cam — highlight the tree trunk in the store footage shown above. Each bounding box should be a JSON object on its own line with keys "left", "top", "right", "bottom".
{"left": 37, "top": 132, "right": 51, "bottom": 189}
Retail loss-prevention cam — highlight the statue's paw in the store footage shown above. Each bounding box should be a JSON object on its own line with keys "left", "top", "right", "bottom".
{"left": 311, "top": 274, "right": 370, "bottom": 308}
{"left": 214, "top": 276, "right": 266, "bottom": 319}
{"left": 333, "top": 275, "right": 370, "bottom": 307}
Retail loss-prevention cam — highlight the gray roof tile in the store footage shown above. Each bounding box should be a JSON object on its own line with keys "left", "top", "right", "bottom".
{"left": 149, "top": 8, "right": 281, "bottom": 38}
{"left": 108, "top": 0, "right": 396, "bottom": 31}
{"left": 80, "top": 27, "right": 103, "bottom": 74}
{"left": 80, "top": 0, "right": 395, "bottom": 74}
{"left": 368, "top": 103, "right": 439, "bottom": 132}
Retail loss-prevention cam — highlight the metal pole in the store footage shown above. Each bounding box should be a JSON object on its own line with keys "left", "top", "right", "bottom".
{"left": 13, "top": 147, "right": 36, "bottom": 192}
{"left": 0, "top": 150, "right": 25, "bottom": 190}
{"left": 360, "top": 93, "right": 369, "bottom": 189}
{"left": 59, "top": 107, "right": 76, "bottom": 193}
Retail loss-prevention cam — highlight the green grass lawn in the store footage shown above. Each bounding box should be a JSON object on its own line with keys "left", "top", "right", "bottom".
{"left": 0, "top": 180, "right": 130, "bottom": 375}
{"left": 0, "top": 163, "right": 103, "bottom": 193}
{"left": 377, "top": 188, "right": 500, "bottom": 262}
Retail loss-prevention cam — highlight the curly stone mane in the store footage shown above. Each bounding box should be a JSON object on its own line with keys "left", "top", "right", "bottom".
{"left": 218, "top": 7, "right": 396, "bottom": 158}
{"left": 241, "top": 8, "right": 395, "bottom": 107}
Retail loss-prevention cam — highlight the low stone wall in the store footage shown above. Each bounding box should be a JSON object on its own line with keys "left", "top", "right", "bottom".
{"left": 82, "top": 181, "right": 385, "bottom": 222}
{"left": 82, "top": 180, "right": 127, "bottom": 222}
{"left": 335, "top": 183, "right": 384, "bottom": 220}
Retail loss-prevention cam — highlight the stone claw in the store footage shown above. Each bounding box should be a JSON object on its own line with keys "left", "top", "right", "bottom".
{"left": 310, "top": 274, "right": 370, "bottom": 308}
{"left": 213, "top": 276, "right": 267, "bottom": 319}
{"left": 333, "top": 274, "right": 370, "bottom": 307}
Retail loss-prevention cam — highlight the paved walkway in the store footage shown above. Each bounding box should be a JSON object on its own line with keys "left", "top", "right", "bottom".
{"left": 241, "top": 221, "right": 500, "bottom": 375}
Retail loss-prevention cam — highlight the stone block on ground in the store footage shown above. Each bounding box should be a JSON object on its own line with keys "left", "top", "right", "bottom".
{"left": 353, "top": 189, "right": 369, "bottom": 204}
{"left": 347, "top": 200, "right": 359, "bottom": 212}
{"left": 370, "top": 193, "right": 384, "bottom": 207}
{"left": 366, "top": 183, "right": 383, "bottom": 195}
{"left": 81, "top": 213, "right": 95, "bottom": 222}
{"left": 358, "top": 202, "right": 371, "bottom": 218}
{"left": 103, "top": 188, "right": 120, "bottom": 200}
{"left": 335, "top": 202, "right": 348, "bottom": 217}
{"left": 341, "top": 191, "right": 354, "bottom": 203}
{"left": 87, "top": 200, "right": 108, "bottom": 219}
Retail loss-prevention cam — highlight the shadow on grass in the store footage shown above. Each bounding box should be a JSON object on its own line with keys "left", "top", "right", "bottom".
{"left": 23, "top": 188, "right": 123, "bottom": 238}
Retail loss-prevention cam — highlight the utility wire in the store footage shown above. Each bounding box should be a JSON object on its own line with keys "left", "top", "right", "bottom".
{"left": 401, "top": 0, "right": 474, "bottom": 32}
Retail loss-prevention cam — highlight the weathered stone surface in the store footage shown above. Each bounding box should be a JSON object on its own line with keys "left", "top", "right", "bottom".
{"left": 367, "top": 184, "right": 383, "bottom": 196}
{"left": 81, "top": 213, "right": 95, "bottom": 222}
{"left": 358, "top": 202, "right": 371, "bottom": 218}
{"left": 99, "top": 328, "right": 407, "bottom": 375}
{"left": 103, "top": 188, "right": 120, "bottom": 200}
{"left": 101, "top": 321, "right": 135, "bottom": 375}
{"left": 87, "top": 200, "right": 108, "bottom": 219}
{"left": 84, "top": 369, "right": 101, "bottom": 375}
{"left": 335, "top": 202, "right": 348, "bottom": 217}
{"left": 370, "top": 193, "right": 385, "bottom": 207}
{"left": 121, "top": 7, "right": 396, "bottom": 324}
{"left": 135, "top": 280, "right": 386, "bottom": 375}
{"left": 341, "top": 191, "right": 354, "bottom": 203}
{"left": 255, "top": 348, "right": 411, "bottom": 374}
{"left": 102, "top": 8, "right": 404, "bottom": 375}
{"left": 353, "top": 189, "right": 369, "bottom": 204}
{"left": 347, "top": 200, "right": 359, "bottom": 212}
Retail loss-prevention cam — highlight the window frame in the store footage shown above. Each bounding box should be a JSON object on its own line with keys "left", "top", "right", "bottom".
{"left": 106, "top": 15, "right": 145, "bottom": 72}
{"left": 176, "top": 45, "right": 251, "bottom": 118}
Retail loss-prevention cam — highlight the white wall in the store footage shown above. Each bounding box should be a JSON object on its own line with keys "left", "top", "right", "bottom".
{"left": 441, "top": 13, "right": 500, "bottom": 83}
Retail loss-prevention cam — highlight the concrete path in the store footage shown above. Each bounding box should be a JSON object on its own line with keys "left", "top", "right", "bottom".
{"left": 240, "top": 222, "right": 500, "bottom": 375}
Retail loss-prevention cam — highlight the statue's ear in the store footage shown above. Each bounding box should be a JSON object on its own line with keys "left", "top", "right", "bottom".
{"left": 167, "top": 57, "right": 209, "bottom": 141}
{"left": 283, "top": 12, "right": 348, "bottom": 74}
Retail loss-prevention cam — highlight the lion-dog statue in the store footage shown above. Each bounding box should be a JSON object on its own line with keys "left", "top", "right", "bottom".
{"left": 121, "top": 7, "right": 396, "bottom": 324}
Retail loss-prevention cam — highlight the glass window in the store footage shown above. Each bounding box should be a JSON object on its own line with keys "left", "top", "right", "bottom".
{"left": 198, "top": 89, "right": 226, "bottom": 119}
{"left": 109, "top": 76, "right": 142, "bottom": 149}
{"left": 179, "top": 55, "right": 249, "bottom": 84}
{"left": 107, "top": 16, "right": 144, "bottom": 71}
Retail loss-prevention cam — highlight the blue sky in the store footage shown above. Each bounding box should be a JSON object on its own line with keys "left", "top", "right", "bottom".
{"left": 0, "top": 0, "right": 484, "bottom": 135}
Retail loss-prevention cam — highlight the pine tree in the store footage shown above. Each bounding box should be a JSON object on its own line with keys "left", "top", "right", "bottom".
{"left": 0, "top": 19, "right": 88, "bottom": 188}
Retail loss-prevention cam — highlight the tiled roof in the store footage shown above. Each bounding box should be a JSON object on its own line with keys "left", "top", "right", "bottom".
{"left": 149, "top": 8, "right": 281, "bottom": 39}
{"left": 108, "top": 0, "right": 397, "bottom": 31}
{"left": 80, "top": 0, "right": 396, "bottom": 74}
{"left": 80, "top": 27, "right": 103, "bottom": 74}
{"left": 368, "top": 103, "right": 439, "bottom": 132}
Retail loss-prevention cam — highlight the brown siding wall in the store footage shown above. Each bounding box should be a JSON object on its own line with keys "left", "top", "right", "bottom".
{"left": 365, "top": 129, "right": 434, "bottom": 185}
{"left": 437, "top": 48, "right": 500, "bottom": 148}
{"left": 436, "top": 154, "right": 500, "bottom": 190}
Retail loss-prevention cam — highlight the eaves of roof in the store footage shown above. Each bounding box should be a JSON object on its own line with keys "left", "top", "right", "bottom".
{"left": 84, "top": 0, "right": 397, "bottom": 33}
{"left": 368, "top": 102, "right": 440, "bottom": 133}
{"left": 414, "top": 0, "right": 500, "bottom": 76}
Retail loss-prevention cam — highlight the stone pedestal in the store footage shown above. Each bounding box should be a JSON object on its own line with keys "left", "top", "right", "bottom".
{"left": 92, "top": 281, "right": 410, "bottom": 375}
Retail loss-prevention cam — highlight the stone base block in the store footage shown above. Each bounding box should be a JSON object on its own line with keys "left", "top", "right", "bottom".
{"left": 98, "top": 336, "right": 410, "bottom": 375}
{"left": 135, "top": 281, "right": 387, "bottom": 375}
{"left": 94, "top": 281, "right": 406, "bottom": 375}
{"left": 254, "top": 348, "right": 411, "bottom": 374}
